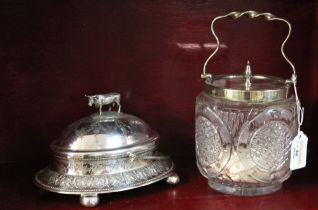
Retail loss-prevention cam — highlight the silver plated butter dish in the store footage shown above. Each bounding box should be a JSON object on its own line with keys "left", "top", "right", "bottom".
{"left": 35, "top": 93, "right": 179, "bottom": 207}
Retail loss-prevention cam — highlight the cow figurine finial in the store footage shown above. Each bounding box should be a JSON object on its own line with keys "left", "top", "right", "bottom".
{"left": 85, "top": 93, "right": 121, "bottom": 115}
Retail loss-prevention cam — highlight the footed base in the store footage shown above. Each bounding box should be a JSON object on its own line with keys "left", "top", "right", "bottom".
{"left": 208, "top": 180, "right": 282, "bottom": 196}
{"left": 165, "top": 172, "right": 180, "bottom": 185}
{"left": 80, "top": 194, "right": 99, "bottom": 207}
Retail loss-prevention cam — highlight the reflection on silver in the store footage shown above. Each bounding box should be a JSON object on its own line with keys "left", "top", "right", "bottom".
{"left": 80, "top": 194, "right": 99, "bottom": 208}
{"left": 85, "top": 92, "right": 121, "bottom": 115}
{"left": 35, "top": 93, "right": 179, "bottom": 207}
{"left": 165, "top": 172, "right": 180, "bottom": 185}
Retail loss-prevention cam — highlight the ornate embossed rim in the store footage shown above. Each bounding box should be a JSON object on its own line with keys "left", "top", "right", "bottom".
{"left": 34, "top": 161, "right": 175, "bottom": 195}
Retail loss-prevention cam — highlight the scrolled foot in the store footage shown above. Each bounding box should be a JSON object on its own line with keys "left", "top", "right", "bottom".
{"left": 165, "top": 172, "right": 180, "bottom": 185}
{"left": 80, "top": 194, "right": 99, "bottom": 207}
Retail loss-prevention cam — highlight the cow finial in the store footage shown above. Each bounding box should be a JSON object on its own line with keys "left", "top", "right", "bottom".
{"left": 85, "top": 93, "right": 121, "bottom": 115}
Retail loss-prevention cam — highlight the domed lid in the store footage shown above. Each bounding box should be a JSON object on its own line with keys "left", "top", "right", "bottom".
{"left": 51, "top": 93, "right": 158, "bottom": 155}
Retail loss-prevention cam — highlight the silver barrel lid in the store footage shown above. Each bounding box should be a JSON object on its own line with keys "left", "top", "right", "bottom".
{"left": 204, "top": 61, "right": 292, "bottom": 103}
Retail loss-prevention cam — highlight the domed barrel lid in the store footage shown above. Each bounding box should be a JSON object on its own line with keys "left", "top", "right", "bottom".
{"left": 51, "top": 93, "right": 158, "bottom": 155}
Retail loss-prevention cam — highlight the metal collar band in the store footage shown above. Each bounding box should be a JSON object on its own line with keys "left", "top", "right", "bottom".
{"left": 204, "top": 74, "right": 292, "bottom": 103}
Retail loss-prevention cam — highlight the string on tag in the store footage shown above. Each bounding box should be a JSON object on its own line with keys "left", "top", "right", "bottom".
{"left": 291, "top": 74, "right": 304, "bottom": 132}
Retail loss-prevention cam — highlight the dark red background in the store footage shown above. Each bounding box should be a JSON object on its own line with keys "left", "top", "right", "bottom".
{"left": 1, "top": 0, "right": 316, "bottom": 162}
{"left": 0, "top": 1, "right": 317, "bottom": 209}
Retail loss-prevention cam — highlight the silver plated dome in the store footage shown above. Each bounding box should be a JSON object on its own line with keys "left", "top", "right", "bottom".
{"left": 51, "top": 111, "right": 159, "bottom": 154}
{"left": 35, "top": 93, "right": 179, "bottom": 207}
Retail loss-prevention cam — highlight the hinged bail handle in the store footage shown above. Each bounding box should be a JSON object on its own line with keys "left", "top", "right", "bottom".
{"left": 201, "top": 10, "right": 297, "bottom": 83}
{"left": 202, "top": 11, "right": 304, "bottom": 131}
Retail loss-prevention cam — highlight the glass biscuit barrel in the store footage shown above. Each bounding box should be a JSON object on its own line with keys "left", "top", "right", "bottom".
{"left": 195, "top": 11, "right": 302, "bottom": 196}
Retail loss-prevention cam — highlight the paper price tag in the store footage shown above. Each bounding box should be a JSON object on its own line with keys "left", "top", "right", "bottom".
{"left": 290, "top": 131, "right": 308, "bottom": 170}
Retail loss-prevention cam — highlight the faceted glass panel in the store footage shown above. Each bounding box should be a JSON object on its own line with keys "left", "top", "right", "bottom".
{"left": 195, "top": 92, "right": 297, "bottom": 195}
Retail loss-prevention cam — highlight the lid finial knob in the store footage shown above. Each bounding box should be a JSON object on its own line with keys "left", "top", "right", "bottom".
{"left": 245, "top": 61, "right": 252, "bottom": 90}
{"left": 85, "top": 93, "right": 121, "bottom": 115}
